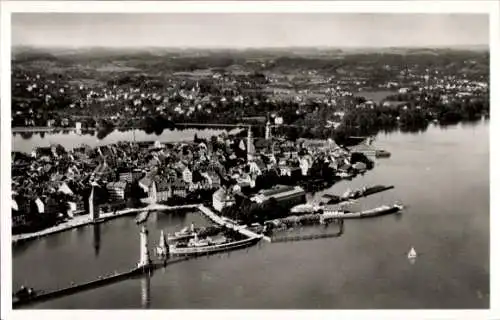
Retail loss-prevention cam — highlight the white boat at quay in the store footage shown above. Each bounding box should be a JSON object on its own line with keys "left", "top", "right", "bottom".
{"left": 290, "top": 203, "right": 321, "bottom": 214}
{"left": 167, "top": 223, "right": 198, "bottom": 242}
{"left": 322, "top": 204, "right": 404, "bottom": 219}
{"left": 168, "top": 234, "right": 262, "bottom": 256}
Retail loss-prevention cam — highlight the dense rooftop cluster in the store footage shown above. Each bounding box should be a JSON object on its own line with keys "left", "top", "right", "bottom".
{"left": 11, "top": 127, "right": 370, "bottom": 233}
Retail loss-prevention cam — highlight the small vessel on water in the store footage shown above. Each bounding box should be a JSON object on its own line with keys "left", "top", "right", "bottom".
{"left": 408, "top": 247, "right": 417, "bottom": 259}
{"left": 169, "top": 232, "right": 262, "bottom": 257}
{"left": 135, "top": 210, "right": 150, "bottom": 224}
{"left": 167, "top": 223, "right": 197, "bottom": 242}
{"left": 322, "top": 203, "right": 404, "bottom": 220}
{"left": 375, "top": 150, "right": 391, "bottom": 158}
{"left": 13, "top": 286, "right": 37, "bottom": 302}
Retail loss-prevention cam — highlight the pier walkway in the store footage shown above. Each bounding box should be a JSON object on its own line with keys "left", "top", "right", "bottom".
{"left": 12, "top": 203, "right": 199, "bottom": 244}
{"left": 197, "top": 205, "right": 271, "bottom": 242}
{"left": 13, "top": 255, "right": 196, "bottom": 309}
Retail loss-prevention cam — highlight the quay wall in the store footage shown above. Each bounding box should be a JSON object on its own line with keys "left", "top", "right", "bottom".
{"left": 12, "top": 204, "right": 200, "bottom": 244}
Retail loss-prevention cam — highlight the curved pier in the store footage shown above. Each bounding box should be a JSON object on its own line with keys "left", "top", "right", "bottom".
{"left": 13, "top": 268, "right": 142, "bottom": 308}
{"left": 12, "top": 255, "right": 197, "bottom": 309}
{"left": 197, "top": 204, "right": 271, "bottom": 242}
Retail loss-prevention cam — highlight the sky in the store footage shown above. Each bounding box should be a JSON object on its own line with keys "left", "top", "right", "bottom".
{"left": 12, "top": 13, "right": 489, "bottom": 48}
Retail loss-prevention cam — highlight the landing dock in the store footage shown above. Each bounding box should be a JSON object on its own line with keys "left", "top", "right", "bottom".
{"left": 197, "top": 205, "right": 271, "bottom": 242}
{"left": 324, "top": 185, "right": 395, "bottom": 204}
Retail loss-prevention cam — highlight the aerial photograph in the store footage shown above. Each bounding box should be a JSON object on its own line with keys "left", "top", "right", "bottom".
{"left": 7, "top": 10, "right": 490, "bottom": 310}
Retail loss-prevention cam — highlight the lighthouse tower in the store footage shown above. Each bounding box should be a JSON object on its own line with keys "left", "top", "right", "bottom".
{"left": 138, "top": 225, "right": 151, "bottom": 269}
{"left": 265, "top": 120, "right": 271, "bottom": 140}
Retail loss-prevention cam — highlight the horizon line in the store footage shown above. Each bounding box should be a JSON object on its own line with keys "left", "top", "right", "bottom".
{"left": 12, "top": 44, "right": 490, "bottom": 50}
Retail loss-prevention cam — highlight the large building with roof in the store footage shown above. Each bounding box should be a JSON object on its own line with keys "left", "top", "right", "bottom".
{"left": 250, "top": 185, "right": 306, "bottom": 209}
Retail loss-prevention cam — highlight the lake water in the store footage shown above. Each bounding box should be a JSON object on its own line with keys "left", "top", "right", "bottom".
{"left": 12, "top": 119, "right": 489, "bottom": 309}
{"left": 357, "top": 89, "right": 398, "bottom": 103}
{"left": 11, "top": 128, "right": 236, "bottom": 154}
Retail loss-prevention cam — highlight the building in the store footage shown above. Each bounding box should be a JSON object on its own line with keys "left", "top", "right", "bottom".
{"left": 12, "top": 209, "right": 29, "bottom": 230}
{"left": 206, "top": 171, "right": 221, "bottom": 189}
{"left": 119, "top": 169, "right": 144, "bottom": 183}
{"left": 212, "top": 187, "right": 236, "bottom": 212}
{"left": 94, "top": 161, "right": 115, "bottom": 181}
{"left": 139, "top": 175, "right": 158, "bottom": 203}
{"left": 250, "top": 185, "right": 306, "bottom": 209}
{"left": 155, "top": 180, "right": 171, "bottom": 203}
{"left": 106, "top": 181, "right": 128, "bottom": 201}
{"left": 171, "top": 181, "right": 188, "bottom": 198}
{"left": 182, "top": 167, "right": 193, "bottom": 184}
{"left": 31, "top": 147, "right": 52, "bottom": 158}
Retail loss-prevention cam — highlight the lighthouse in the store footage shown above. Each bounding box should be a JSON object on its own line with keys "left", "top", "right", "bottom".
{"left": 156, "top": 230, "right": 169, "bottom": 261}
{"left": 138, "top": 225, "right": 151, "bottom": 269}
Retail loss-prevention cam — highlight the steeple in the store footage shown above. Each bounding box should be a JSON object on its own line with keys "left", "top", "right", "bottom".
{"left": 265, "top": 120, "right": 271, "bottom": 140}
{"left": 247, "top": 126, "right": 255, "bottom": 162}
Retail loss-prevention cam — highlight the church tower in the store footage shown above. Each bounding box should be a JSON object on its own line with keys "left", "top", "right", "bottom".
{"left": 247, "top": 126, "right": 255, "bottom": 162}
{"left": 265, "top": 120, "right": 271, "bottom": 140}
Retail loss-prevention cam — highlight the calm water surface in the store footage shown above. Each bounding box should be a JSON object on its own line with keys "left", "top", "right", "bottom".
{"left": 12, "top": 128, "right": 233, "bottom": 153}
{"left": 13, "top": 120, "right": 489, "bottom": 309}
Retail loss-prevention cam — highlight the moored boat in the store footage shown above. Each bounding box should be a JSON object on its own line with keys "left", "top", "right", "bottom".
{"left": 135, "top": 210, "right": 150, "bottom": 224}
{"left": 322, "top": 203, "right": 403, "bottom": 219}
{"left": 375, "top": 150, "right": 391, "bottom": 158}
{"left": 167, "top": 223, "right": 197, "bottom": 241}
{"left": 290, "top": 203, "right": 320, "bottom": 214}
{"left": 169, "top": 235, "right": 261, "bottom": 256}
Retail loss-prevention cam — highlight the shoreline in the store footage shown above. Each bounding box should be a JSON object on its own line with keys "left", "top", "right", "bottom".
{"left": 12, "top": 203, "right": 199, "bottom": 244}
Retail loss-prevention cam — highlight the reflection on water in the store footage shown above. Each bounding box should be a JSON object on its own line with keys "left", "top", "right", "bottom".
{"left": 12, "top": 128, "right": 229, "bottom": 153}
{"left": 141, "top": 274, "right": 151, "bottom": 309}
{"left": 93, "top": 224, "right": 101, "bottom": 257}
